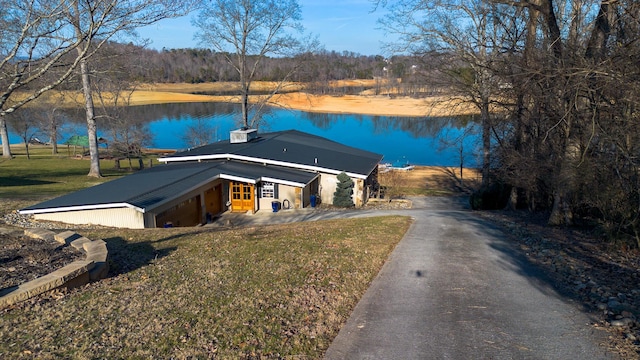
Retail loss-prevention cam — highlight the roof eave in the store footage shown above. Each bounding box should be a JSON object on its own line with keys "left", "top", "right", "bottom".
{"left": 159, "top": 154, "right": 378, "bottom": 179}
{"left": 261, "top": 173, "right": 320, "bottom": 188}
{"left": 19, "top": 202, "right": 145, "bottom": 215}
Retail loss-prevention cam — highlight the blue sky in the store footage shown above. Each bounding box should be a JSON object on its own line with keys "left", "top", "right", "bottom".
{"left": 136, "top": 0, "right": 390, "bottom": 56}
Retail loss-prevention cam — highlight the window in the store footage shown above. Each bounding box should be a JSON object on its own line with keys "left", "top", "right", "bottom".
{"left": 261, "top": 182, "right": 275, "bottom": 198}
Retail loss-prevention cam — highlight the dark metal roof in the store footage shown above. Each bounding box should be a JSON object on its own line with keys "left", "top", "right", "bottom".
{"left": 20, "top": 160, "right": 318, "bottom": 214}
{"left": 165, "top": 130, "right": 383, "bottom": 177}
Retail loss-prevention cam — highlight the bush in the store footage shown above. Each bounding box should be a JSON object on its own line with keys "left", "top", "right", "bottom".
{"left": 333, "top": 172, "right": 355, "bottom": 207}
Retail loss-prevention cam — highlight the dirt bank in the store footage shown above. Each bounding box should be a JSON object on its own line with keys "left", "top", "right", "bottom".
{"left": 131, "top": 82, "right": 479, "bottom": 117}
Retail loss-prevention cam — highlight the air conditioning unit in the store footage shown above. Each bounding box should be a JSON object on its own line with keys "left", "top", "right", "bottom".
{"left": 230, "top": 128, "right": 258, "bottom": 143}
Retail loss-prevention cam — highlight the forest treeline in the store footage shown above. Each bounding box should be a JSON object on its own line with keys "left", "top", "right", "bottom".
{"left": 131, "top": 47, "right": 386, "bottom": 83}
{"left": 76, "top": 43, "right": 436, "bottom": 97}
{"left": 120, "top": 45, "right": 407, "bottom": 88}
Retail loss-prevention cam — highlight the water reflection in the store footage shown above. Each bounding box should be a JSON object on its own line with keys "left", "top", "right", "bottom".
{"left": 10, "top": 102, "right": 480, "bottom": 167}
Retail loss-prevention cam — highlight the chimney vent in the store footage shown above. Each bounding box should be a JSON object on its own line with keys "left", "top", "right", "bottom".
{"left": 230, "top": 128, "right": 258, "bottom": 143}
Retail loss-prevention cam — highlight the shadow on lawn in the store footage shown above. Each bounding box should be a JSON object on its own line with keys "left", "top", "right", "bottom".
{"left": 429, "top": 167, "right": 481, "bottom": 194}
{"left": 103, "top": 236, "right": 177, "bottom": 276}
{"left": 0, "top": 177, "right": 56, "bottom": 186}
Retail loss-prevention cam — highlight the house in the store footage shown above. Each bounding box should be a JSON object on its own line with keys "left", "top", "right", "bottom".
{"left": 19, "top": 129, "right": 383, "bottom": 229}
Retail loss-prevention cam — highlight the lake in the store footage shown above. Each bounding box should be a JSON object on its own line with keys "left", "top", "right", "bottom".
{"left": 9, "top": 102, "right": 480, "bottom": 167}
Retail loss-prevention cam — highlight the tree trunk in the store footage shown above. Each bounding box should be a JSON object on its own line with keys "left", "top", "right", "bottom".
{"left": 481, "top": 100, "right": 491, "bottom": 187}
{"left": 241, "top": 88, "right": 249, "bottom": 128}
{"left": 51, "top": 131, "right": 58, "bottom": 154}
{"left": 548, "top": 102, "right": 574, "bottom": 226}
{"left": 240, "top": 49, "right": 250, "bottom": 128}
{"left": 0, "top": 116, "right": 12, "bottom": 158}
{"left": 78, "top": 58, "right": 102, "bottom": 178}
{"left": 548, "top": 190, "right": 573, "bottom": 226}
{"left": 50, "top": 115, "right": 58, "bottom": 154}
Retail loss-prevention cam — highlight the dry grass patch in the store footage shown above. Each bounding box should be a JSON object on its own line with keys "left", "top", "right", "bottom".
{"left": 0, "top": 216, "right": 410, "bottom": 359}
{"left": 19, "top": 80, "right": 482, "bottom": 117}
{"left": 379, "top": 165, "right": 482, "bottom": 197}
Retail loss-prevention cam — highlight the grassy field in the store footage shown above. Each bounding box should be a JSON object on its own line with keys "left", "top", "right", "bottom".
{"left": 0, "top": 145, "right": 158, "bottom": 209}
{"left": 0, "top": 146, "right": 413, "bottom": 358}
{"left": 0, "top": 218, "right": 410, "bottom": 358}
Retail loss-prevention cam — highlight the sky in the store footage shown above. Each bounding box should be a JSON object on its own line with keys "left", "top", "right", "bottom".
{"left": 136, "top": 0, "right": 391, "bottom": 56}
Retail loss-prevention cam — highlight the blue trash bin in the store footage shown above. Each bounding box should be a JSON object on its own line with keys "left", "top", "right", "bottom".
{"left": 310, "top": 194, "right": 317, "bottom": 208}
{"left": 272, "top": 201, "right": 280, "bottom": 212}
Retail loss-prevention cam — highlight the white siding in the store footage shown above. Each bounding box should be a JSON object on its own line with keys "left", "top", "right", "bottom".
{"left": 33, "top": 207, "right": 145, "bottom": 229}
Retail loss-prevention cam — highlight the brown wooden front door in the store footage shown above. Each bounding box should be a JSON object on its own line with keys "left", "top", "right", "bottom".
{"left": 231, "top": 182, "right": 254, "bottom": 212}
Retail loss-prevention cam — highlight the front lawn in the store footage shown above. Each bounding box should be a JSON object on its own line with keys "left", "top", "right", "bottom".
{"left": 0, "top": 216, "right": 411, "bottom": 358}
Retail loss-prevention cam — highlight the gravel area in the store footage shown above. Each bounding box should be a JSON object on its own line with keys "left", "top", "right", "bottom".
{"left": 0, "top": 228, "right": 83, "bottom": 290}
{"left": 2, "top": 211, "right": 108, "bottom": 230}
{"left": 480, "top": 210, "right": 640, "bottom": 358}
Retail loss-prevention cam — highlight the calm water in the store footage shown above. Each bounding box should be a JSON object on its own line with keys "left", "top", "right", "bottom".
{"left": 10, "top": 102, "right": 480, "bottom": 167}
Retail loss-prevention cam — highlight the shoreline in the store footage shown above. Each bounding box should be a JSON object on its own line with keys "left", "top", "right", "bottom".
{"left": 24, "top": 81, "right": 479, "bottom": 118}
{"left": 129, "top": 82, "right": 480, "bottom": 118}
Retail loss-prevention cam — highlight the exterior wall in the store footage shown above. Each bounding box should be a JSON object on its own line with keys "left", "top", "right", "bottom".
{"left": 257, "top": 182, "right": 302, "bottom": 211}
{"left": 302, "top": 185, "right": 311, "bottom": 208}
{"left": 151, "top": 179, "right": 223, "bottom": 227}
{"left": 318, "top": 172, "right": 371, "bottom": 208}
{"left": 318, "top": 173, "right": 338, "bottom": 206}
{"left": 364, "top": 166, "right": 380, "bottom": 203}
{"left": 281, "top": 184, "right": 301, "bottom": 209}
{"left": 354, "top": 178, "right": 365, "bottom": 207}
{"left": 155, "top": 195, "right": 201, "bottom": 227}
{"left": 308, "top": 177, "right": 320, "bottom": 207}
{"left": 33, "top": 208, "right": 145, "bottom": 229}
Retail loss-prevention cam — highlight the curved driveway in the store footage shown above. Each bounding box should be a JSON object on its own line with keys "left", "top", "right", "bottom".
{"left": 218, "top": 197, "right": 617, "bottom": 359}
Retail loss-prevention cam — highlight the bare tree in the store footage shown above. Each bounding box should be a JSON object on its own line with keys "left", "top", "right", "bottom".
{"left": 32, "top": 91, "right": 70, "bottom": 155}
{"left": 63, "top": 0, "right": 195, "bottom": 177}
{"left": 374, "top": 0, "right": 514, "bottom": 187}
{"left": 91, "top": 43, "right": 153, "bottom": 171}
{"left": 0, "top": 0, "right": 194, "bottom": 168}
{"left": 182, "top": 119, "right": 217, "bottom": 148}
{"left": 194, "top": 0, "right": 316, "bottom": 129}
{"left": 6, "top": 109, "right": 41, "bottom": 159}
{"left": 0, "top": 0, "right": 92, "bottom": 158}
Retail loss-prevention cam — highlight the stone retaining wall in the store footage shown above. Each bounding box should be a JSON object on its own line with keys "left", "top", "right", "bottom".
{"left": 0, "top": 229, "right": 109, "bottom": 308}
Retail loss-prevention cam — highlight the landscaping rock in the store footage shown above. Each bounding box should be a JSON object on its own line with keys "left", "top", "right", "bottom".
{"left": 54, "top": 231, "right": 83, "bottom": 245}
{"left": 0, "top": 260, "right": 94, "bottom": 307}
{"left": 610, "top": 318, "right": 634, "bottom": 327}
{"left": 1, "top": 231, "right": 110, "bottom": 307}
{"left": 24, "top": 228, "right": 55, "bottom": 242}
{"left": 70, "top": 237, "right": 93, "bottom": 251}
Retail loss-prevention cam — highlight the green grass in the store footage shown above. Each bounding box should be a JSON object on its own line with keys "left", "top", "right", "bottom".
{"left": 0, "top": 150, "right": 412, "bottom": 358}
{"left": 0, "top": 218, "right": 411, "bottom": 358}
{"left": 0, "top": 145, "right": 159, "bottom": 201}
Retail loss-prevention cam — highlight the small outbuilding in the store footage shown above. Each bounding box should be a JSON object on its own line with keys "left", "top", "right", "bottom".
{"left": 19, "top": 129, "right": 383, "bottom": 228}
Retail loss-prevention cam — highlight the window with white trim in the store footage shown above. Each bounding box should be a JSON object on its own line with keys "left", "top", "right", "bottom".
{"left": 261, "top": 182, "right": 275, "bottom": 198}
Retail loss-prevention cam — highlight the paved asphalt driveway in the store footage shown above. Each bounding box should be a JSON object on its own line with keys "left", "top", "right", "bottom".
{"left": 219, "top": 197, "right": 617, "bottom": 359}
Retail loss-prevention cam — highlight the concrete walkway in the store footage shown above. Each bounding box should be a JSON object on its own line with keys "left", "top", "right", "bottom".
{"left": 217, "top": 197, "right": 617, "bottom": 359}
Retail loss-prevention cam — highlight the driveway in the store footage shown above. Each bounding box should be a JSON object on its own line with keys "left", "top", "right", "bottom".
{"left": 324, "top": 197, "right": 616, "bottom": 359}
{"left": 217, "top": 197, "right": 616, "bottom": 359}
